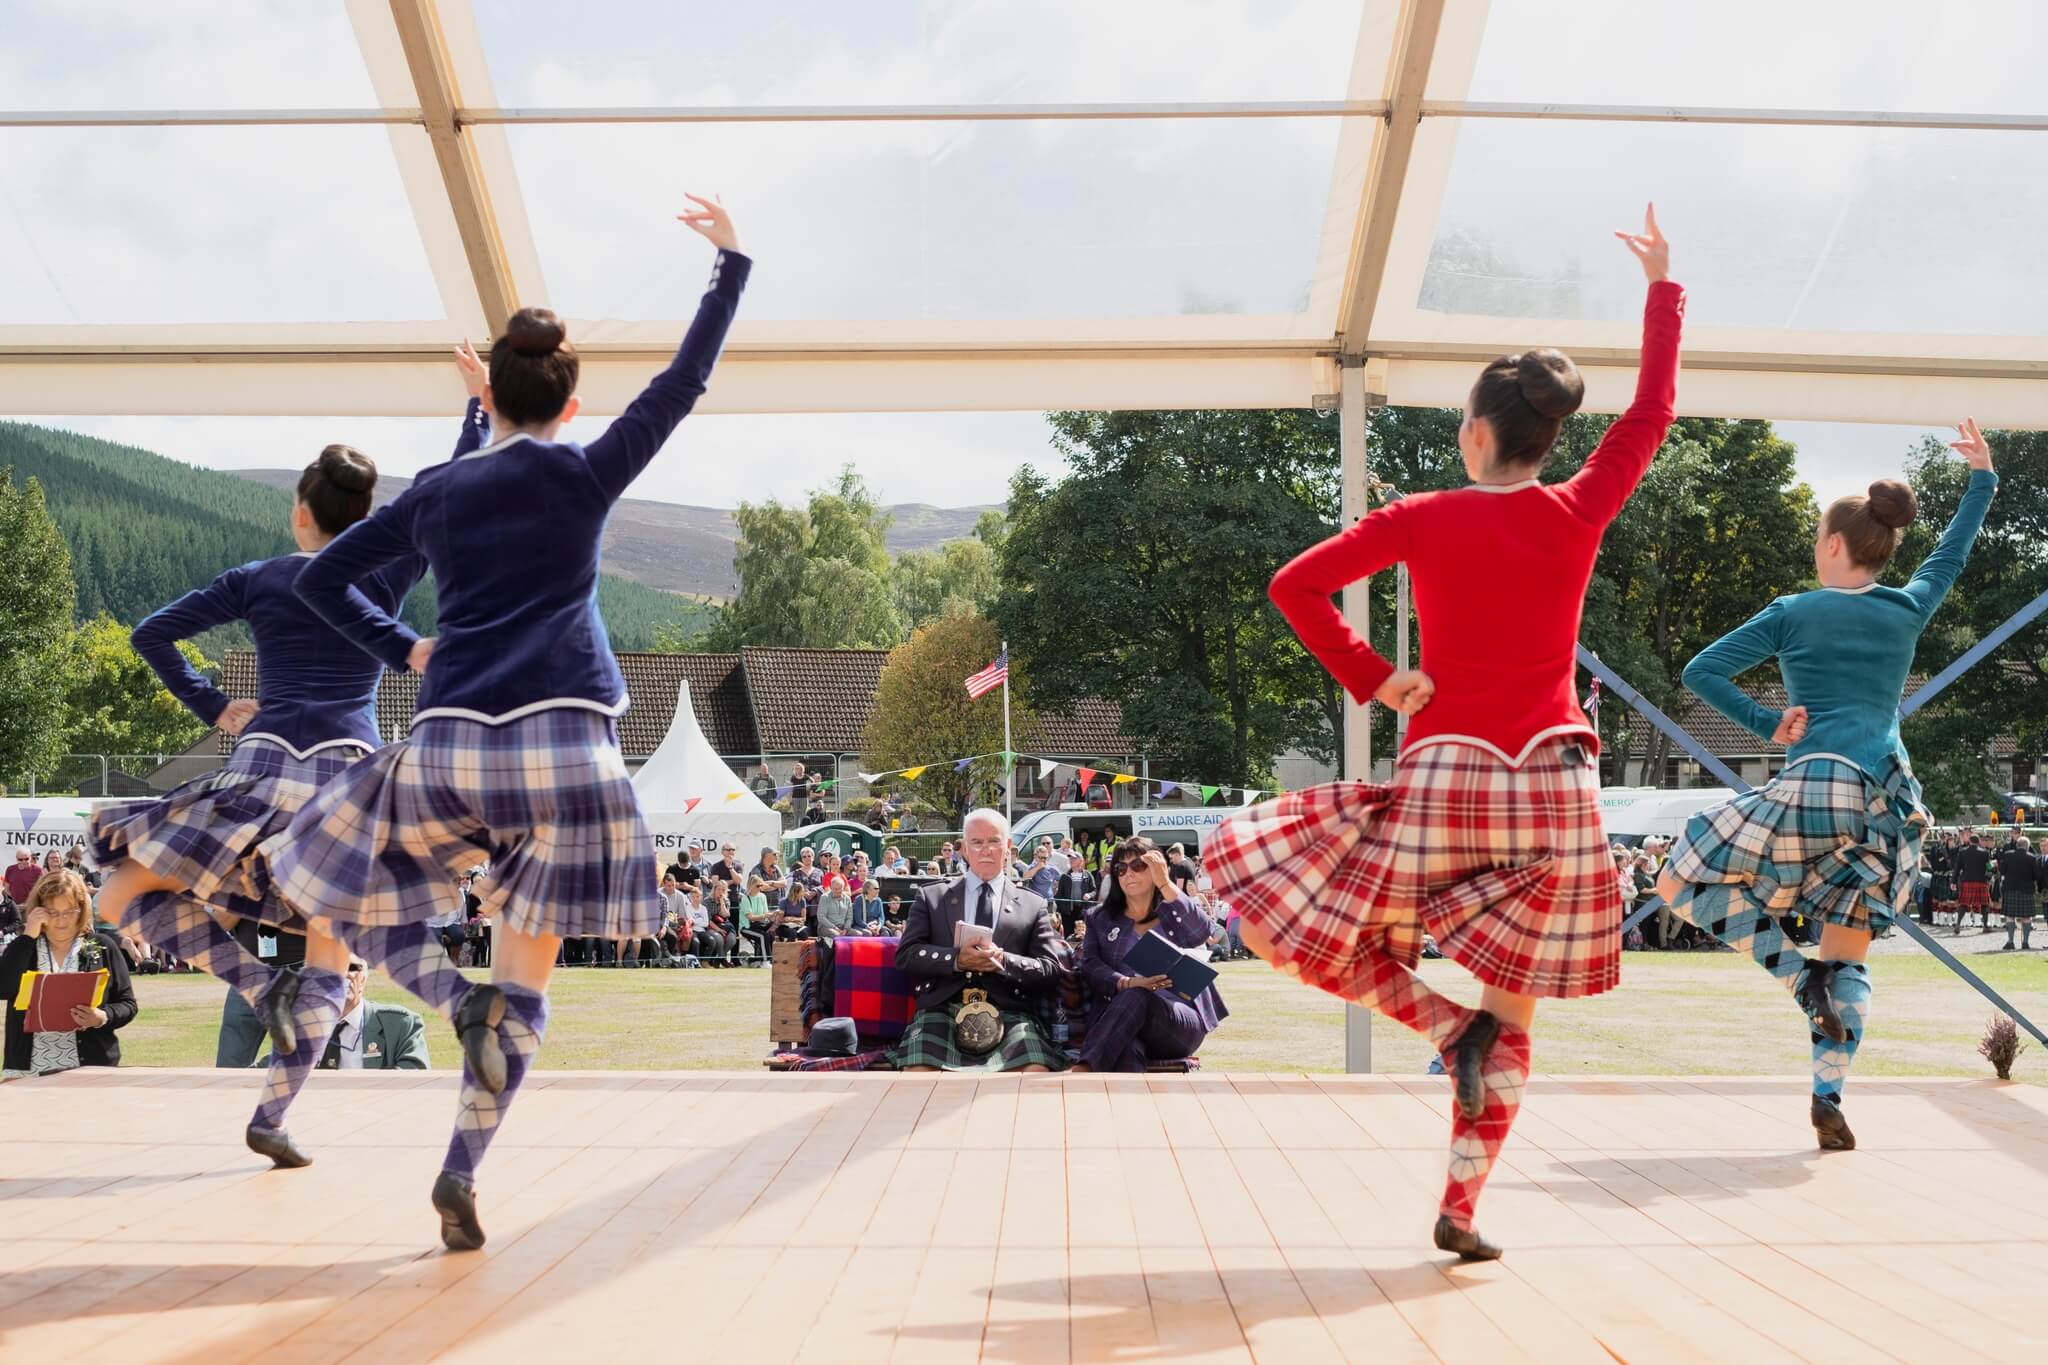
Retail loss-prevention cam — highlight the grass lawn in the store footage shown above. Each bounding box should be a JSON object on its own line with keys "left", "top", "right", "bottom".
{"left": 115, "top": 946, "right": 2048, "bottom": 1082}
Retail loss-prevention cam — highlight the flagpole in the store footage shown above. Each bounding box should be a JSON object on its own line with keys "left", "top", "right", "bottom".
{"left": 1002, "top": 639, "right": 1013, "bottom": 827}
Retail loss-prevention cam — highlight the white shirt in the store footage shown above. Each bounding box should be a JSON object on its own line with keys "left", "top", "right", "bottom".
{"left": 961, "top": 870, "right": 1008, "bottom": 928}
{"left": 688, "top": 899, "right": 710, "bottom": 930}
{"left": 332, "top": 1001, "right": 368, "bottom": 1070}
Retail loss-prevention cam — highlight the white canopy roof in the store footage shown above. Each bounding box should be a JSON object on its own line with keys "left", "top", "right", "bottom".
{"left": 4, "top": 0, "right": 2043, "bottom": 427}
{"left": 631, "top": 681, "right": 780, "bottom": 856}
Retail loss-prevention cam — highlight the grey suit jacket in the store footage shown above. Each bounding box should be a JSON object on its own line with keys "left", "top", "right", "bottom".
{"left": 893, "top": 876, "right": 1062, "bottom": 1014}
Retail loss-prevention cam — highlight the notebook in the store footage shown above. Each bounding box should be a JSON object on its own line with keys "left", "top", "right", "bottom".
{"left": 13, "top": 969, "right": 111, "bottom": 1032}
{"left": 1124, "top": 931, "right": 1219, "bottom": 1003}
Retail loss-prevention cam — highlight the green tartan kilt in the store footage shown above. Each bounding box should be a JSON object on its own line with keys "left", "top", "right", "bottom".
{"left": 890, "top": 1005, "right": 1068, "bottom": 1072}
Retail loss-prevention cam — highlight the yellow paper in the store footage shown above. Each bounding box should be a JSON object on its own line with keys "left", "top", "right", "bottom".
{"left": 12, "top": 970, "right": 39, "bottom": 1011}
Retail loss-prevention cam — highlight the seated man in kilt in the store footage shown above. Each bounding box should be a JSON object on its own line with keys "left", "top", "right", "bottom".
{"left": 1997, "top": 834, "right": 2037, "bottom": 950}
{"left": 891, "top": 807, "right": 1067, "bottom": 1073}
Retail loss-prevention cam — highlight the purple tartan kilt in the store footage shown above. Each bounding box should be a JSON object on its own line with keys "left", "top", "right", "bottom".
{"left": 88, "top": 740, "right": 361, "bottom": 929}
{"left": 267, "top": 708, "right": 659, "bottom": 940}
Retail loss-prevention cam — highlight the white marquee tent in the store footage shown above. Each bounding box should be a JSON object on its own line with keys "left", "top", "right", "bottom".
{"left": 631, "top": 682, "right": 779, "bottom": 860}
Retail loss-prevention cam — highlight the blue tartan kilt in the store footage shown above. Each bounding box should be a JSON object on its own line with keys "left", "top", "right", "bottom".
{"left": 1666, "top": 753, "right": 1927, "bottom": 934}
{"left": 266, "top": 708, "right": 658, "bottom": 940}
{"left": 88, "top": 740, "right": 361, "bottom": 929}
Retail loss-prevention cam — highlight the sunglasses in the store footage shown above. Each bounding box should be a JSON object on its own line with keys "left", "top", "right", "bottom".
{"left": 1114, "top": 859, "right": 1152, "bottom": 875}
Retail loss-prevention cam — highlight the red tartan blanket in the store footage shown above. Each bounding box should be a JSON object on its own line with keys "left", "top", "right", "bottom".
{"left": 833, "top": 935, "right": 918, "bottom": 1042}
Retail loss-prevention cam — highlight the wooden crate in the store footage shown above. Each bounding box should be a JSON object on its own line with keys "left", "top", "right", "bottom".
{"left": 769, "top": 940, "right": 807, "bottom": 1045}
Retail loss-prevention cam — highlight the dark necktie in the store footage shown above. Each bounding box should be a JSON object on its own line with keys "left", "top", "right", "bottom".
{"left": 977, "top": 881, "right": 993, "bottom": 930}
{"left": 320, "top": 1027, "right": 345, "bottom": 1070}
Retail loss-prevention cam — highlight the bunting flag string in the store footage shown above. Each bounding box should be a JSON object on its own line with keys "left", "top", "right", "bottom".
{"left": 816, "top": 750, "right": 1283, "bottom": 806}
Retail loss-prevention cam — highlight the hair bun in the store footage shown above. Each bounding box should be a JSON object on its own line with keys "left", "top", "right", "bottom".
{"left": 502, "top": 306, "right": 567, "bottom": 358}
{"left": 317, "top": 444, "right": 377, "bottom": 495}
{"left": 1515, "top": 348, "right": 1586, "bottom": 421}
{"left": 1866, "top": 478, "right": 1918, "bottom": 530}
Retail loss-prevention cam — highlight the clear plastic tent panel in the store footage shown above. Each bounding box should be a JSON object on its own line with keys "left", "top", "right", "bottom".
{"left": 469, "top": 0, "right": 1368, "bottom": 106}
{"left": 2, "top": 0, "right": 384, "bottom": 109}
{"left": 503, "top": 117, "right": 1356, "bottom": 324}
{"left": 1, "top": 0, "right": 2043, "bottom": 424}
{"left": 0, "top": 126, "right": 447, "bottom": 326}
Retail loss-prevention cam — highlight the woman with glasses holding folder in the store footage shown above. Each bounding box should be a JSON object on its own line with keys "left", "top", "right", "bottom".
{"left": 1072, "top": 838, "right": 1228, "bottom": 1073}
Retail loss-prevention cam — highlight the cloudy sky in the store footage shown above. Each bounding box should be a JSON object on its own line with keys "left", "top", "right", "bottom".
{"left": 3, "top": 1, "right": 2027, "bottom": 510}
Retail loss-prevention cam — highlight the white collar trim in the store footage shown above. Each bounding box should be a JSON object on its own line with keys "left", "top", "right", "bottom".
{"left": 1822, "top": 583, "right": 1879, "bottom": 595}
{"left": 1466, "top": 479, "right": 1540, "bottom": 495}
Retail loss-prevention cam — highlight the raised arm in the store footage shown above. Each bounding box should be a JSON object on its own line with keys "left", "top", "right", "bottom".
{"left": 1268, "top": 495, "right": 1416, "bottom": 703}
{"left": 1904, "top": 421, "right": 1999, "bottom": 622}
{"left": 451, "top": 341, "right": 491, "bottom": 458}
{"left": 131, "top": 566, "right": 251, "bottom": 726}
{"left": 1556, "top": 205, "right": 1684, "bottom": 527}
{"left": 585, "top": 197, "right": 751, "bottom": 502}
{"left": 1681, "top": 599, "right": 1789, "bottom": 743}
{"left": 292, "top": 491, "right": 427, "bottom": 674}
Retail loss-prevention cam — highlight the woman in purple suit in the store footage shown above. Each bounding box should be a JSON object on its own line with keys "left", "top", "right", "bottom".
{"left": 1074, "top": 838, "right": 1227, "bottom": 1072}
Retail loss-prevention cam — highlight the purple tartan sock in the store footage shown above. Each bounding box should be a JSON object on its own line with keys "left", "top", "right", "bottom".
{"left": 338, "top": 921, "right": 474, "bottom": 1022}
{"left": 442, "top": 983, "right": 548, "bottom": 1181}
{"left": 131, "top": 890, "right": 273, "bottom": 1005}
{"left": 250, "top": 965, "right": 347, "bottom": 1135}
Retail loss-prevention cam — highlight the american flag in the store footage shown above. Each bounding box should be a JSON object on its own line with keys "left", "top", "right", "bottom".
{"left": 964, "top": 652, "right": 1009, "bottom": 700}
{"left": 1582, "top": 678, "right": 1601, "bottom": 716}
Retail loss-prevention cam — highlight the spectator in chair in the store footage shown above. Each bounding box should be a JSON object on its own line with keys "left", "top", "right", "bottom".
{"left": 1074, "top": 839, "right": 1227, "bottom": 1073}
{"left": 1056, "top": 858, "right": 1097, "bottom": 924}
{"left": 891, "top": 808, "right": 1068, "bottom": 1073}
{"left": 933, "top": 841, "right": 964, "bottom": 877}
{"left": 817, "top": 875, "right": 856, "bottom": 940}
{"left": 749, "top": 846, "right": 788, "bottom": 905}
{"left": 737, "top": 875, "right": 776, "bottom": 961}
{"left": 64, "top": 843, "right": 101, "bottom": 890}
{"left": 4, "top": 871, "right": 140, "bottom": 1080}
{"left": 261, "top": 956, "right": 430, "bottom": 1071}
{"left": 852, "top": 883, "right": 887, "bottom": 934}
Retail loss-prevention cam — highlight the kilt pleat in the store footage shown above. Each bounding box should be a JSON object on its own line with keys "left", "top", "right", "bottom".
{"left": 266, "top": 709, "right": 658, "bottom": 939}
{"left": 1666, "top": 753, "right": 1926, "bottom": 934}
{"left": 88, "top": 741, "right": 360, "bottom": 927}
{"left": 1204, "top": 737, "right": 1620, "bottom": 1000}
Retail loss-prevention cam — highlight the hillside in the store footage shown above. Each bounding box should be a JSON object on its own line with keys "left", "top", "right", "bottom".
{"left": 0, "top": 423, "right": 710, "bottom": 650}
{"left": 234, "top": 469, "right": 994, "bottom": 600}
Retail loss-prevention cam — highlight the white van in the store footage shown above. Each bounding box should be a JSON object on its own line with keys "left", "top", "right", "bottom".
{"left": 1597, "top": 787, "right": 1734, "bottom": 843}
{"left": 1010, "top": 803, "right": 1253, "bottom": 859}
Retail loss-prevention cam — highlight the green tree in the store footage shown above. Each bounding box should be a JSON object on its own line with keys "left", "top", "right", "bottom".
{"left": 60, "top": 614, "right": 211, "bottom": 757}
{"left": 0, "top": 469, "right": 78, "bottom": 788}
{"left": 706, "top": 466, "right": 904, "bottom": 648}
{"left": 992, "top": 410, "right": 1341, "bottom": 787}
{"left": 1891, "top": 427, "right": 2048, "bottom": 817}
{"left": 863, "top": 614, "right": 1040, "bottom": 820}
{"left": 891, "top": 536, "right": 1001, "bottom": 631}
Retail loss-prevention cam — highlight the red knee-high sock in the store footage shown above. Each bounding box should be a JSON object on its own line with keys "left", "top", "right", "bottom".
{"left": 1439, "top": 1024, "right": 1532, "bottom": 1231}
{"left": 1321, "top": 948, "right": 1474, "bottom": 1053}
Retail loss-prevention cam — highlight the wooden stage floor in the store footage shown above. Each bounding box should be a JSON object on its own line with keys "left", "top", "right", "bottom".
{"left": 5, "top": 1069, "right": 2046, "bottom": 1363}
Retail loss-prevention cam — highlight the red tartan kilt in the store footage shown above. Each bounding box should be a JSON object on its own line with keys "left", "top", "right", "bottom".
{"left": 1205, "top": 736, "right": 1621, "bottom": 999}
{"left": 1958, "top": 881, "right": 1991, "bottom": 909}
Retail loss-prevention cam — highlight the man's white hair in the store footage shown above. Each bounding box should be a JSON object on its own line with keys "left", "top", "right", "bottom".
{"left": 962, "top": 808, "right": 1011, "bottom": 840}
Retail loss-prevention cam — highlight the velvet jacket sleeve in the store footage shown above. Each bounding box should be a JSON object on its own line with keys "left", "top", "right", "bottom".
{"left": 1903, "top": 468, "right": 1998, "bottom": 622}
{"left": 130, "top": 566, "right": 252, "bottom": 726}
{"left": 1555, "top": 279, "right": 1686, "bottom": 528}
{"left": 1078, "top": 913, "right": 1125, "bottom": 1000}
{"left": 94, "top": 931, "right": 139, "bottom": 1031}
{"left": 1681, "top": 598, "right": 1789, "bottom": 742}
{"left": 292, "top": 488, "right": 427, "bottom": 672}
{"left": 1267, "top": 495, "right": 1416, "bottom": 702}
{"left": 453, "top": 396, "right": 490, "bottom": 457}
{"left": 995, "top": 897, "right": 1064, "bottom": 992}
{"left": 1154, "top": 889, "right": 1214, "bottom": 949}
{"left": 893, "top": 886, "right": 961, "bottom": 978}
{"left": 584, "top": 249, "right": 752, "bottom": 502}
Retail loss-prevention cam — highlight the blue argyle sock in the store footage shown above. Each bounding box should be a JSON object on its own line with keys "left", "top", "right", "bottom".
{"left": 1812, "top": 962, "right": 1871, "bottom": 1103}
{"left": 442, "top": 984, "right": 547, "bottom": 1181}
{"left": 250, "top": 964, "right": 347, "bottom": 1135}
{"left": 338, "top": 921, "right": 474, "bottom": 1022}
{"left": 131, "top": 890, "right": 273, "bottom": 1005}
{"left": 1669, "top": 882, "right": 1810, "bottom": 992}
